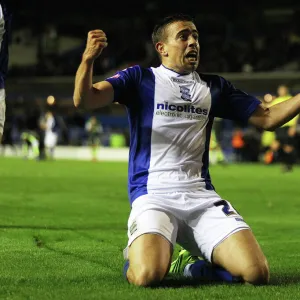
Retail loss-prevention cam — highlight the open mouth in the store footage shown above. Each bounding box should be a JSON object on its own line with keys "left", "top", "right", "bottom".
{"left": 185, "top": 52, "right": 198, "bottom": 61}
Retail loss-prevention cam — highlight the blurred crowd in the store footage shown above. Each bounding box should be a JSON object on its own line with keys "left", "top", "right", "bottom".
{"left": 2, "top": 1, "right": 300, "bottom": 166}
{"left": 210, "top": 84, "right": 300, "bottom": 171}
{"left": 0, "top": 99, "right": 129, "bottom": 160}
{"left": 9, "top": 1, "right": 300, "bottom": 76}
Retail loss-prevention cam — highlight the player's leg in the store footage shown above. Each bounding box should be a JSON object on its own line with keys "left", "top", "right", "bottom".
{"left": 170, "top": 248, "right": 240, "bottom": 283}
{"left": 126, "top": 231, "right": 173, "bottom": 286}
{"left": 92, "top": 136, "right": 100, "bottom": 161}
{"left": 21, "top": 132, "right": 29, "bottom": 158}
{"left": 88, "top": 135, "right": 96, "bottom": 161}
{"left": 91, "top": 144, "right": 97, "bottom": 161}
{"left": 212, "top": 228, "right": 269, "bottom": 285}
{"left": 282, "top": 144, "right": 296, "bottom": 172}
{"left": 170, "top": 221, "right": 240, "bottom": 283}
{"left": 172, "top": 196, "right": 269, "bottom": 285}
{"left": 281, "top": 127, "right": 297, "bottom": 172}
{"left": 197, "top": 199, "right": 269, "bottom": 285}
{"left": 38, "top": 129, "right": 46, "bottom": 160}
{"left": 123, "top": 196, "right": 178, "bottom": 287}
{"left": 48, "top": 133, "right": 58, "bottom": 159}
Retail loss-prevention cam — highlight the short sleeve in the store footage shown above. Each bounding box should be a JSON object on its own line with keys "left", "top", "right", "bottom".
{"left": 105, "top": 65, "right": 142, "bottom": 105}
{"left": 212, "top": 76, "right": 261, "bottom": 122}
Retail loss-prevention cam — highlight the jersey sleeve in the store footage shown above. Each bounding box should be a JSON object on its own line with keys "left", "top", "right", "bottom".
{"left": 212, "top": 76, "right": 261, "bottom": 122}
{"left": 105, "top": 65, "right": 141, "bottom": 106}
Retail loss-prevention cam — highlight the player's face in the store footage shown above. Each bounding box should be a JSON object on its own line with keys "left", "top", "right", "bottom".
{"left": 160, "top": 21, "right": 200, "bottom": 74}
{"left": 277, "top": 85, "right": 288, "bottom": 97}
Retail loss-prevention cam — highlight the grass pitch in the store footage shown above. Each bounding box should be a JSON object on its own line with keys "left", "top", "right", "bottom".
{"left": 0, "top": 157, "right": 299, "bottom": 299}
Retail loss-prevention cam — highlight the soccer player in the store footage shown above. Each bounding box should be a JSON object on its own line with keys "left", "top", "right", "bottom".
{"left": 44, "top": 110, "right": 59, "bottom": 160}
{"left": 271, "top": 84, "right": 299, "bottom": 172}
{"left": 85, "top": 115, "right": 103, "bottom": 161}
{"left": 37, "top": 111, "right": 47, "bottom": 160}
{"left": 20, "top": 131, "right": 39, "bottom": 159}
{"left": 73, "top": 14, "right": 300, "bottom": 287}
{"left": 0, "top": 0, "right": 11, "bottom": 142}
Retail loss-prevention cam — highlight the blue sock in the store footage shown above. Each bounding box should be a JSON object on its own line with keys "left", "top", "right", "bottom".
{"left": 186, "top": 260, "right": 242, "bottom": 283}
{"left": 123, "top": 260, "right": 130, "bottom": 281}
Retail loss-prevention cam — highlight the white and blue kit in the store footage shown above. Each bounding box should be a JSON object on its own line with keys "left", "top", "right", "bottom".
{"left": 106, "top": 64, "right": 260, "bottom": 261}
{"left": 44, "top": 113, "right": 58, "bottom": 149}
{"left": 0, "top": 1, "right": 11, "bottom": 135}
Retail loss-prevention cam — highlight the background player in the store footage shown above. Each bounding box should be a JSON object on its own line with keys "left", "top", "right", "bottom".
{"left": 85, "top": 115, "right": 103, "bottom": 161}
{"left": 44, "top": 109, "right": 59, "bottom": 160}
{"left": 271, "top": 84, "right": 299, "bottom": 171}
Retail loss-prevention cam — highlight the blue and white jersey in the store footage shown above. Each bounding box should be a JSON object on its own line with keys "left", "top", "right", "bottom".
{"left": 0, "top": 1, "right": 11, "bottom": 88}
{"left": 106, "top": 65, "right": 260, "bottom": 204}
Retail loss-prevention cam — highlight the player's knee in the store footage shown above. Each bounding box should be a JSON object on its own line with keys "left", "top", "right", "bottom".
{"left": 242, "top": 260, "right": 270, "bottom": 285}
{"left": 128, "top": 265, "right": 165, "bottom": 287}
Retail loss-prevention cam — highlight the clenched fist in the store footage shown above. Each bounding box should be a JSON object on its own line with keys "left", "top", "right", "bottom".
{"left": 83, "top": 30, "right": 108, "bottom": 62}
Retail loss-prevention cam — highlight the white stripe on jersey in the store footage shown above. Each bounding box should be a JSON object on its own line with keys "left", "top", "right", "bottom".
{"left": 147, "top": 65, "right": 212, "bottom": 192}
{"left": 106, "top": 64, "right": 260, "bottom": 204}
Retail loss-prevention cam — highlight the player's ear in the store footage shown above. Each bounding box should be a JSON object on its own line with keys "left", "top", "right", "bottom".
{"left": 156, "top": 42, "right": 168, "bottom": 57}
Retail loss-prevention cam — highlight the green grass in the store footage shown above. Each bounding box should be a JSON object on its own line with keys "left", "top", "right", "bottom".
{"left": 0, "top": 157, "right": 300, "bottom": 299}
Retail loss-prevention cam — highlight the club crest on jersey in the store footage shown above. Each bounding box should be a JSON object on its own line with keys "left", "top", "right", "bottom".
{"left": 179, "top": 86, "right": 192, "bottom": 102}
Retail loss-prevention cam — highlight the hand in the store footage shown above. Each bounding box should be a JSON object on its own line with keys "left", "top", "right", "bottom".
{"left": 288, "top": 126, "right": 296, "bottom": 137}
{"left": 83, "top": 30, "right": 108, "bottom": 62}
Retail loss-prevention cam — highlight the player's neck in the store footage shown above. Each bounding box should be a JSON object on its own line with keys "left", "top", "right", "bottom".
{"left": 161, "top": 63, "right": 191, "bottom": 76}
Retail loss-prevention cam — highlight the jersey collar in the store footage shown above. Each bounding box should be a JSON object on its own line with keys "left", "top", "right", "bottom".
{"left": 159, "top": 64, "right": 194, "bottom": 80}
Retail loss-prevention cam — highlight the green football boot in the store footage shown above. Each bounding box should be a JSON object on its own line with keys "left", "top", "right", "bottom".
{"left": 169, "top": 249, "right": 199, "bottom": 274}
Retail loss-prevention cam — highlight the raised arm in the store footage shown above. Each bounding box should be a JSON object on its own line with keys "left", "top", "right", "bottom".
{"left": 249, "top": 94, "right": 300, "bottom": 131}
{"left": 73, "top": 30, "right": 114, "bottom": 110}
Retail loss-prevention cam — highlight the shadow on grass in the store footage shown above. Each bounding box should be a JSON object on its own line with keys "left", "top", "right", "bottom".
{"left": 269, "top": 274, "right": 300, "bottom": 286}
{"left": 31, "top": 235, "right": 122, "bottom": 274}
{"left": 158, "top": 277, "right": 204, "bottom": 288}
{"left": 152, "top": 273, "right": 300, "bottom": 288}
{"left": 0, "top": 223, "right": 126, "bottom": 253}
{"left": 149, "top": 275, "right": 228, "bottom": 289}
{"left": 159, "top": 274, "right": 300, "bottom": 288}
{"left": 42, "top": 242, "right": 120, "bottom": 272}
{"left": 73, "top": 230, "right": 125, "bottom": 252}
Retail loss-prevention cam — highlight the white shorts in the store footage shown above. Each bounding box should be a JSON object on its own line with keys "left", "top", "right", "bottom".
{"left": 0, "top": 89, "right": 5, "bottom": 135}
{"left": 45, "top": 132, "right": 58, "bottom": 148}
{"left": 124, "top": 190, "right": 250, "bottom": 263}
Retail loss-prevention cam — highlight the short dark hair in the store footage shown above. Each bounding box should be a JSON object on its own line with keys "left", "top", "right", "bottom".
{"left": 151, "top": 13, "right": 195, "bottom": 46}
{"left": 278, "top": 83, "right": 289, "bottom": 89}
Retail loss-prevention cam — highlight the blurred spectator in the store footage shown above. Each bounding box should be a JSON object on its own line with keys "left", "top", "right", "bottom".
{"left": 44, "top": 109, "right": 59, "bottom": 160}
{"left": 270, "top": 84, "right": 299, "bottom": 172}
{"left": 109, "top": 129, "right": 126, "bottom": 148}
{"left": 85, "top": 116, "right": 103, "bottom": 161}
{"left": 231, "top": 128, "right": 245, "bottom": 162}
{"left": 38, "top": 110, "right": 47, "bottom": 160}
{"left": 21, "top": 131, "right": 39, "bottom": 159}
{"left": 242, "top": 126, "right": 262, "bottom": 162}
